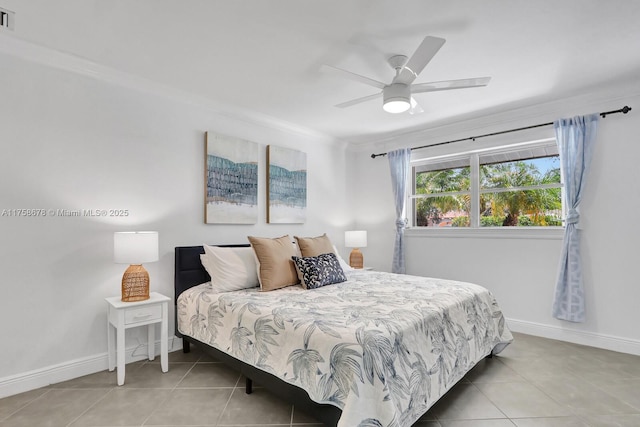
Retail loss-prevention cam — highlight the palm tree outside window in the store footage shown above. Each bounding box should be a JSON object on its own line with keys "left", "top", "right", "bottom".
{"left": 412, "top": 140, "right": 562, "bottom": 228}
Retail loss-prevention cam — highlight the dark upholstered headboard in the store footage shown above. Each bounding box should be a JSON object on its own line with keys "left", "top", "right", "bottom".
{"left": 174, "top": 244, "right": 250, "bottom": 302}
{"left": 174, "top": 244, "right": 250, "bottom": 338}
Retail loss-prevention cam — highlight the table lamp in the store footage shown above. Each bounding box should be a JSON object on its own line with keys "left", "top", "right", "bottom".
{"left": 345, "top": 230, "right": 367, "bottom": 269}
{"left": 114, "top": 231, "right": 159, "bottom": 302}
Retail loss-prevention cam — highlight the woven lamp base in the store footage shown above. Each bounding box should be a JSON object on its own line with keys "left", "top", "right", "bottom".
{"left": 349, "top": 248, "right": 364, "bottom": 269}
{"left": 121, "top": 264, "right": 150, "bottom": 302}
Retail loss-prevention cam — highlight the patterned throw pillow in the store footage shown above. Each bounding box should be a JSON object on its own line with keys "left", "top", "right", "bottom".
{"left": 291, "top": 253, "right": 347, "bottom": 290}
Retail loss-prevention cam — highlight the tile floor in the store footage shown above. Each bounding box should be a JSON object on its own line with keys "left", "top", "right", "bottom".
{"left": 1, "top": 333, "right": 639, "bottom": 426}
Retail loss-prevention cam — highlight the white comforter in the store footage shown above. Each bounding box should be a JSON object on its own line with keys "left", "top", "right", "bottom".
{"left": 177, "top": 270, "right": 513, "bottom": 427}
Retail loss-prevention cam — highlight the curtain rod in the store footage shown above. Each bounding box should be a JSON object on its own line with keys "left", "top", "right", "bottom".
{"left": 370, "top": 105, "right": 632, "bottom": 159}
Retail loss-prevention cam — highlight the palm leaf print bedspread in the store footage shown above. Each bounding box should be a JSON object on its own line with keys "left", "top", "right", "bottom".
{"left": 178, "top": 270, "right": 513, "bottom": 427}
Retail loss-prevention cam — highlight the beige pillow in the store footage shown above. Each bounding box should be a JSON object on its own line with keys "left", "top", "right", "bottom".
{"left": 248, "top": 235, "right": 299, "bottom": 291}
{"left": 294, "top": 233, "right": 334, "bottom": 257}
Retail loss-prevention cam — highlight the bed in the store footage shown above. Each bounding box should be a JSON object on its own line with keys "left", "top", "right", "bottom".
{"left": 175, "top": 244, "right": 513, "bottom": 427}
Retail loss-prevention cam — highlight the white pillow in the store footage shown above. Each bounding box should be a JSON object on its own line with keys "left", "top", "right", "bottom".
{"left": 200, "top": 245, "right": 259, "bottom": 291}
{"left": 333, "top": 245, "right": 354, "bottom": 271}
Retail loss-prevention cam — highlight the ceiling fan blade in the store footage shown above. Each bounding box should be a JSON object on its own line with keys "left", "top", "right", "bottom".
{"left": 321, "top": 64, "right": 387, "bottom": 89}
{"left": 335, "top": 92, "right": 382, "bottom": 108}
{"left": 395, "top": 36, "right": 446, "bottom": 85}
{"left": 409, "top": 97, "right": 424, "bottom": 115}
{"left": 411, "top": 77, "right": 491, "bottom": 93}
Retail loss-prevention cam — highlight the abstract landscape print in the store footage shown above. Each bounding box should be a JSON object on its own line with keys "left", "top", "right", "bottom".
{"left": 205, "top": 132, "right": 259, "bottom": 224}
{"left": 267, "top": 145, "right": 307, "bottom": 223}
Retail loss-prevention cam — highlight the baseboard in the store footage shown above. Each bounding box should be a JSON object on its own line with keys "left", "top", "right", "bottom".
{"left": 4, "top": 325, "right": 639, "bottom": 400}
{"left": 506, "top": 318, "right": 640, "bottom": 356}
{"left": 0, "top": 336, "right": 182, "bottom": 399}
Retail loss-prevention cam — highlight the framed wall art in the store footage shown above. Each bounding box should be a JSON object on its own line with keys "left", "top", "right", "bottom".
{"left": 204, "top": 132, "right": 259, "bottom": 224}
{"left": 267, "top": 145, "right": 307, "bottom": 224}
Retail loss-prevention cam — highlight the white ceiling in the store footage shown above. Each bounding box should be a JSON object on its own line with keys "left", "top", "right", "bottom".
{"left": 5, "top": 0, "right": 640, "bottom": 144}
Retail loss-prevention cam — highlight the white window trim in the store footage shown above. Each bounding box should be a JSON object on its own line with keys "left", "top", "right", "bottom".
{"left": 412, "top": 190, "right": 471, "bottom": 199}
{"left": 405, "top": 226, "right": 564, "bottom": 240}
{"left": 409, "top": 137, "right": 563, "bottom": 238}
{"left": 411, "top": 137, "right": 557, "bottom": 167}
{"left": 480, "top": 182, "right": 563, "bottom": 194}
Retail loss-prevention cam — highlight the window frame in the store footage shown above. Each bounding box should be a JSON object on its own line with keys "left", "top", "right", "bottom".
{"left": 408, "top": 137, "right": 565, "bottom": 239}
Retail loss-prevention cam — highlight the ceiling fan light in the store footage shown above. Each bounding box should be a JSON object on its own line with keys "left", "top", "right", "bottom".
{"left": 383, "top": 99, "right": 411, "bottom": 113}
{"left": 383, "top": 83, "right": 411, "bottom": 113}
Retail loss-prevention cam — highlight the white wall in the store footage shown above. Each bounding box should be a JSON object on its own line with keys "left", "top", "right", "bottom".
{"left": 1, "top": 34, "right": 638, "bottom": 399}
{"left": 352, "top": 87, "right": 640, "bottom": 355}
{"left": 0, "top": 51, "right": 354, "bottom": 396}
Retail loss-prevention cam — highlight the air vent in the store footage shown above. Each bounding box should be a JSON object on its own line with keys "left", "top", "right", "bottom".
{"left": 0, "top": 6, "right": 15, "bottom": 31}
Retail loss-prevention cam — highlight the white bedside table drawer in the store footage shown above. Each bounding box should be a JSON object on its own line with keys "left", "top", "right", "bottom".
{"left": 124, "top": 305, "right": 161, "bottom": 324}
{"left": 106, "top": 292, "right": 170, "bottom": 385}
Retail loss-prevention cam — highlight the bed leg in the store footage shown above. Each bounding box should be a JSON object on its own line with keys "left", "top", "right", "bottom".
{"left": 182, "top": 338, "right": 190, "bottom": 353}
{"left": 245, "top": 377, "right": 253, "bottom": 394}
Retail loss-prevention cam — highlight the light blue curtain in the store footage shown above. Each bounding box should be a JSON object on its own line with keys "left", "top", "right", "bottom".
{"left": 388, "top": 148, "right": 411, "bottom": 274}
{"left": 552, "top": 114, "right": 599, "bottom": 322}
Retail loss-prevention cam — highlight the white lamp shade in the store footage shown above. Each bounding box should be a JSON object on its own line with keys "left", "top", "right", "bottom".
{"left": 345, "top": 230, "right": 367, "bottom": 248}
{"left": 114, "top": 231, "right": 159, "bottom": 264}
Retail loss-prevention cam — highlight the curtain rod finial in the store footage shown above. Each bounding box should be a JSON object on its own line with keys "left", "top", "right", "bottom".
{"left": 601, "top": 105, "right": 632, "bottom": 118}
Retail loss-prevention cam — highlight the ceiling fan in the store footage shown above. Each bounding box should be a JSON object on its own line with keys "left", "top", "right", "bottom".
{"left": 324, "top": 36, "right": 491, "bottom": 114}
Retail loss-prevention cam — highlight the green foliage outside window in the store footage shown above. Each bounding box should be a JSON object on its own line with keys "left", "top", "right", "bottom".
{"left": 415, "top": 157, "right": 562, "bottom": 227}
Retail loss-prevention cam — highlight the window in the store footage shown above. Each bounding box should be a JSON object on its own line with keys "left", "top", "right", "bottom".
{"left": 412, "top": 139, "right": 562, "bottom": 228}
{"left": 414, "top": 158, "right": 471, "bottom": 227}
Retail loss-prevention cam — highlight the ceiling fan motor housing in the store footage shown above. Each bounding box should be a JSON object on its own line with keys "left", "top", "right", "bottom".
{"left": 383, "top": 83, "right": 411, "bottom": 113}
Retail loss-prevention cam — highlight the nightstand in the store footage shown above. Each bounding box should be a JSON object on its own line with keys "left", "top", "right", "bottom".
{"left": 106, "top": 292, "right": 170, "bottom": 385}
